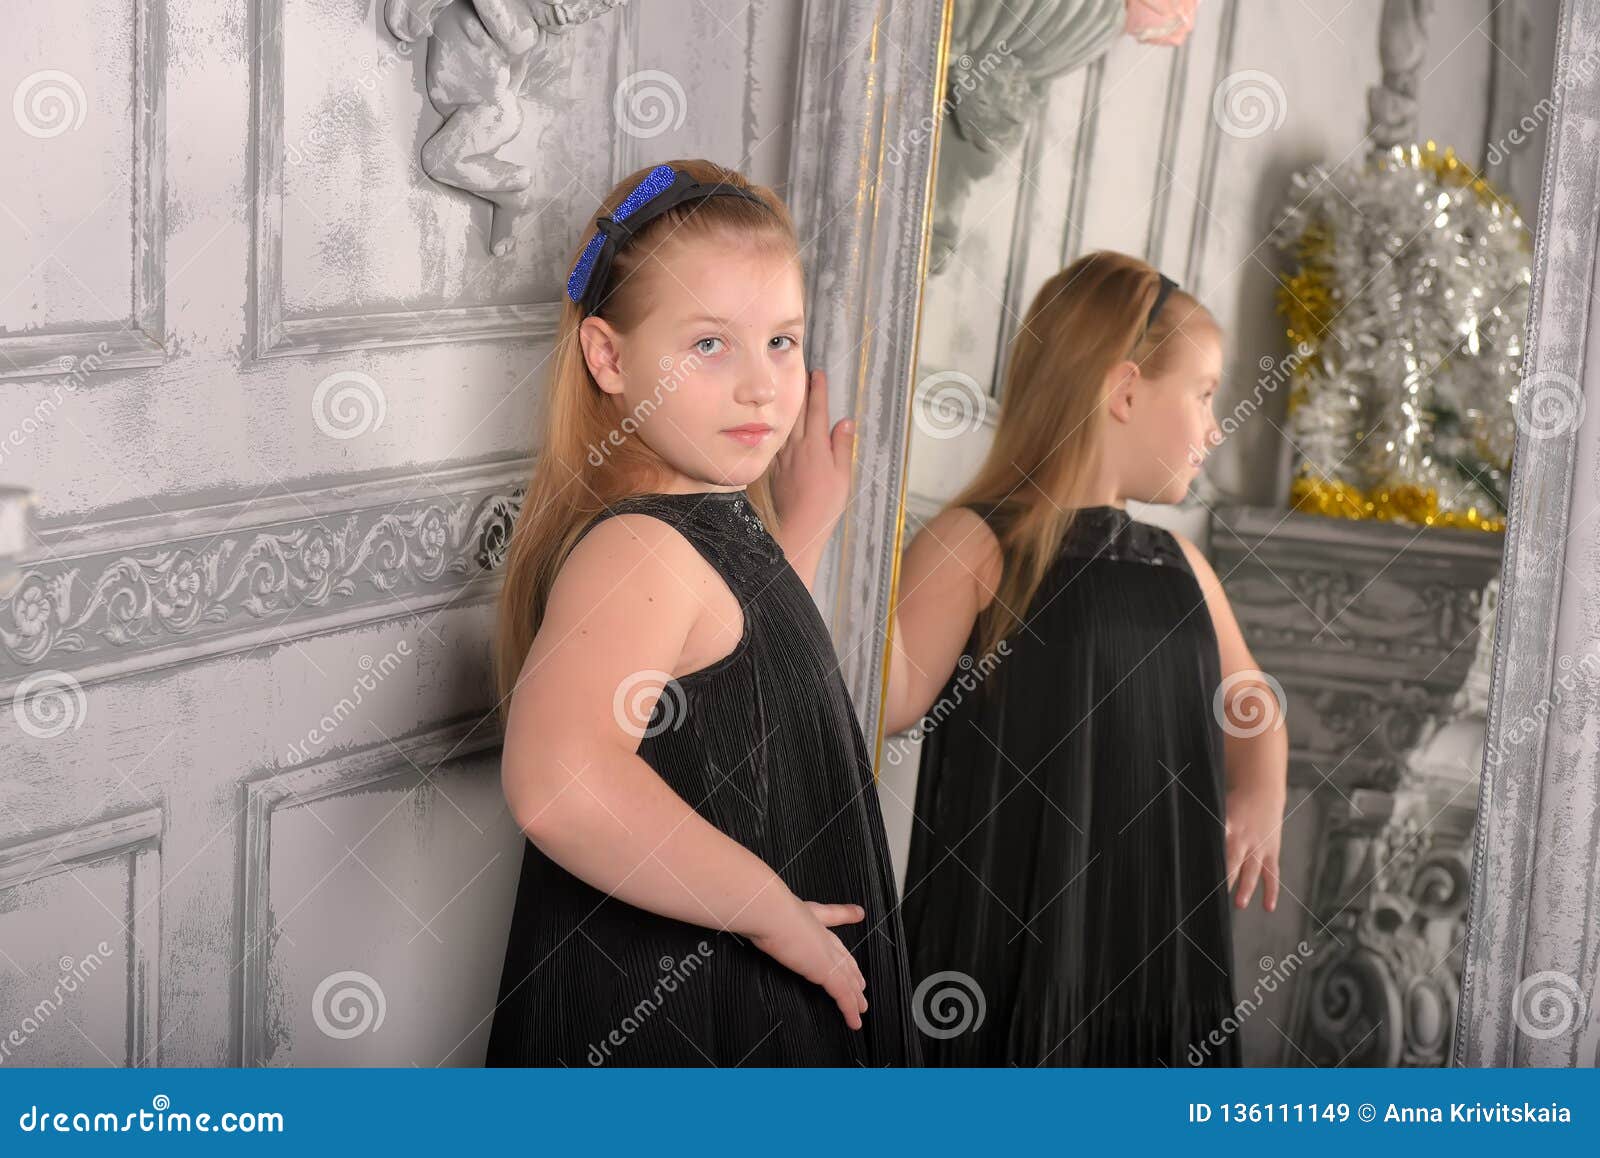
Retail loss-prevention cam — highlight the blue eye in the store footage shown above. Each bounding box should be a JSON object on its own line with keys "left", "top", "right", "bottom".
{"left": 770, "top": 335, "right": 796, "bottom": 352}
{"left": 695, "top": 337, "right": 724, "bottom": 357}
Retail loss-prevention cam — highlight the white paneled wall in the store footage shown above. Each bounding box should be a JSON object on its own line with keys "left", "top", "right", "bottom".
{"left": 0, "top": 0, "right": 813, "bottom": 1067}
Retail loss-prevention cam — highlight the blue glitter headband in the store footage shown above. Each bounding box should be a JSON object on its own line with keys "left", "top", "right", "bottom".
{"left": 566, "top": 164, "right": 767, "bottom": 317}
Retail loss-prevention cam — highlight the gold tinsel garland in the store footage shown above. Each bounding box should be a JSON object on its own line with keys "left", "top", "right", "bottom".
{"left": 1288, "top": 476, "right": 1504, "bottom": 531}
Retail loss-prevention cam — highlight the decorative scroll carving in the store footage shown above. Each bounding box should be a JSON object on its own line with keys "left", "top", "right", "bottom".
{"left": 1304, "top": 683, "right": 1447, "bottom": 791}
{"left": 0, "top": 466, "right": 528, "bottom": 680}
{"left": 1219, "top": 571, "right": 1484, "bottom": 667}
{"left": 1294, "top": 787, "right": 1474, "bottom": 1066}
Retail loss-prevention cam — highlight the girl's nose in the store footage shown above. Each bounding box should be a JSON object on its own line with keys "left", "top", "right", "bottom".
{"left": 739, "top": 371, "right": 778, "bottom": 405}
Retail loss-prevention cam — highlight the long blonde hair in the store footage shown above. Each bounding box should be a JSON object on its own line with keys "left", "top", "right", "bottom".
{"left": 951, "top": 249, "right": 1217, "bottom": 657}
{"left": 493, "top": 159, "right": 799, "bottom": 719}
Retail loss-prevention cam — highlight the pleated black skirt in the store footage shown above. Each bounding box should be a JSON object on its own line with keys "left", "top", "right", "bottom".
{"left": 902, "top": 503, "right": 1242, "bottom": 1066}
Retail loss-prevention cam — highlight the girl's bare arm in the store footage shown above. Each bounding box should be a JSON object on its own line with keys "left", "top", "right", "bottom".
{"left": 504, "top": 514, "right": 796, "bottom": 934}
{"left": 500, "top": 512, "right": 869, "bottom": 1025}
{"left": 883, "top": 506, "right": 1001, "bottom": 736}
{"left": 1174, "top": 531, "right": 1288, "bottom": 911}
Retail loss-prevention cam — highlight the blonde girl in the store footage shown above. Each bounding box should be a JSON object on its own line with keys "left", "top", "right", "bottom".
{"left": 483, "top": 158, "right": 920, "bottom": 1067}
{"left": 867, "top": 250, "right": 1285, "bottom": 1065}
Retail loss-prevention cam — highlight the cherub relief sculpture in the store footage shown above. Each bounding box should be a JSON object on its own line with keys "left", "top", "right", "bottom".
{"left": 386, "top": 0, "right": 630, "bottom": 256}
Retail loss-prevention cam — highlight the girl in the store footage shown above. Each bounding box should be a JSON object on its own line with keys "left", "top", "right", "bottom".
{"left": 484, "top": 159, "right": 920, "bottom": 1067}
{"left": 835, "top": 250, "right": 1286, "bottom": 1065}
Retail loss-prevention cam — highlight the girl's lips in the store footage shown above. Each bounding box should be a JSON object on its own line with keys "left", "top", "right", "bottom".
{"left": 724, "top": 426, "right": 773, "bottom": 447}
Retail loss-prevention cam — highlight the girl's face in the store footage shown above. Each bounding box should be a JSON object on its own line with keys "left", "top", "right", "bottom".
{"left": 1107, "top": 322, "right": 1223, "bottom": 505}
{"left": 580, "top": 236, "right": 807, "bottom": 492}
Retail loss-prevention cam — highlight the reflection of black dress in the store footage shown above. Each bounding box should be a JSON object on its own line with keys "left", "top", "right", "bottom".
{"left": 486, "top": 489, "right": 922, "bottom": 1067}
{"left": 902, "top": 503, "right": 1241, "bottom": 1066}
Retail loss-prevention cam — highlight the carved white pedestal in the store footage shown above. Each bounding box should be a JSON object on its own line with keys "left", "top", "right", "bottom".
{"left": 1211, "top": 504, "right": 1502, "bottom": 1066}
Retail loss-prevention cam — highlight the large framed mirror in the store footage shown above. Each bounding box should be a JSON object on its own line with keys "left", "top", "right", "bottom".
{"left": 857, "top": 0, "right": 1595, "bottom": 1067}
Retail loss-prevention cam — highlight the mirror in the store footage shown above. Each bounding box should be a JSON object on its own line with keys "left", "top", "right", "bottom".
{"left": 870, "top": 0, "right": 1568, "bottom": 1067}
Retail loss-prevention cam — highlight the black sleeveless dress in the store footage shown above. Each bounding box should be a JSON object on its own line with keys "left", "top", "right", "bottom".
{"left": 901, "top": 503, "right": 1241, "bottom": 1066}
{"left": 485, "top": 489, "right": 922, "bottom": 1067}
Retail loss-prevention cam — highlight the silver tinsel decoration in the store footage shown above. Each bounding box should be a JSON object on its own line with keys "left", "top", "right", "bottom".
{"left": 1272, "top": 142, "right": 1530, "bottom": 529}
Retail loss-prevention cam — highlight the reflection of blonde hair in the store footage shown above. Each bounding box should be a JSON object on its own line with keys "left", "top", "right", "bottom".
{"left": 950, "top": 249, "right": 1217, "bottom": 656}
{"left": 493, "top": 160, "right": 799, "bottom": 720}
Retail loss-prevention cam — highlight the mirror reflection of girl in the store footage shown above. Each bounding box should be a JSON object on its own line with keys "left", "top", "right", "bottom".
{"left": 785, "top": 249, "right": 1288, "bottom": 1066}
{"left": 484, "top": 159, "right": 919, "bottom": 1067}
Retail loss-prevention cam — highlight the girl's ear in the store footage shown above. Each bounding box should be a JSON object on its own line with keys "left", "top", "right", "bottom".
{"left": 577, "top": 316, "right": 626, "bottom": 396}
{"left": 1102, "top": 358, "right": 1140, "bottom": 424}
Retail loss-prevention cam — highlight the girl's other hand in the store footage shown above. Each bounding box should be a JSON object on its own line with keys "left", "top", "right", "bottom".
{"left": 747, "top": 894, "right": 869, "bottom": 1029}
{"left": 770, "top": 368, "right": 855, "bottom": 554}
{"left": 1224, "top": 785, "right": 1284, "bottom": 912}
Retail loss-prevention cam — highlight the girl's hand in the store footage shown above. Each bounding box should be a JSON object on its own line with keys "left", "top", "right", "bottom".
{"left": 770, "top": 368, "right": 855, "bottom": 556}
{"left": 1224, "top": 786, "right": 1284, "bottom": 912}
{"left": 747, "top": 894, "right": 869, "bottom": 1029}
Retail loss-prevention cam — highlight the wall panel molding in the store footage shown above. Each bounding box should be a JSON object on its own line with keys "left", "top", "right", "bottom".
{"left": 1144, "top": 35, "right": 1192, "bottom": 265}
{"left": 236, "top": 717, "right": 499, "bottom": 1066}
{"left": 1183, "top": 0, "right": 1239, "bottom": 295}
{"left": 0, "top": 0, "right": 166, "bottom": 382}
{"left": 245, "top": 0, "right": 638, "bottom": 360}
{"left": 0, "top": 807, "right": 163, "bottom": 1066}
